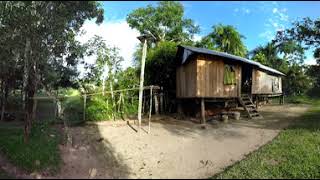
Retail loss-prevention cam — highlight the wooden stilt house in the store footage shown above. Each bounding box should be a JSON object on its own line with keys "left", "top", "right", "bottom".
{"left": 175, "top": 45, "right": 285, "bottom": 123}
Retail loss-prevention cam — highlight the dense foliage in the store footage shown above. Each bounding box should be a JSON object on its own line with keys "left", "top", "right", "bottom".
{"left": 196, "top": 24, "right": 248, "bottom": 57}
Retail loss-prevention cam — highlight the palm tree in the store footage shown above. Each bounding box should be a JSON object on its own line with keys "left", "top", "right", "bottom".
{"left": 196, "top": 24, "right": 248, "bottom": 57}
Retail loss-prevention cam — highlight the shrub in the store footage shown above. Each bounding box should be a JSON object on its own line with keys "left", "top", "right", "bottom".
{"left": 86, "top": 96, "right": 113, "bottom": 121}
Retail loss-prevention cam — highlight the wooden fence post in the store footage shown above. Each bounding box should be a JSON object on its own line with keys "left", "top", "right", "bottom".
{"left": 154, "top": 91, "right": 159, "bottom": 115}
{"left": 160, "top": 92, "right": 163, "bottom": 114}
{"left": 148, "top": 86, "right": 153, "bottom": 134}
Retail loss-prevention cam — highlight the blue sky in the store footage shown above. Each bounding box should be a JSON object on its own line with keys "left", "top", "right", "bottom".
{"left": 99, "top": 1, "right": 320, "bottom": 65}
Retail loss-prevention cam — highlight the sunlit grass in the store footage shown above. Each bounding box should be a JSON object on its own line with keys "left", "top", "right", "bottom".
{"left": 212, "top": 99, "right": 320, "bottom": 179}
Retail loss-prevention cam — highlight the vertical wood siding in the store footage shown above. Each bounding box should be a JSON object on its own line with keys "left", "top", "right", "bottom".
{"left": 252, "top": 69, "right": 282, "bottom": 94}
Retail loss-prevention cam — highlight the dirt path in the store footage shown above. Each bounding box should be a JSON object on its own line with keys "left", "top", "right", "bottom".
{"left": 49, "top": 104, "right": 309, "bottom": 179}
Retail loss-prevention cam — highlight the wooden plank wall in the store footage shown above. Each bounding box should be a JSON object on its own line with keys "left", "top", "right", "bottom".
{"left": 196, "top": 55, "right": 241, "bottom": 98}
{"left": 252, "top": 69, "right": 282, "bottom": 94}
{"left": 176, "top": 60, "right": 197, "bottom": 98}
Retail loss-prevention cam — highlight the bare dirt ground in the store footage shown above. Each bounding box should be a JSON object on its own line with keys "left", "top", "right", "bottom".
{"left": 52, "top": 103, "right": 310, "bottom": 179}
{"left": 0, "top": 104, "right": 311, "bottom": 179}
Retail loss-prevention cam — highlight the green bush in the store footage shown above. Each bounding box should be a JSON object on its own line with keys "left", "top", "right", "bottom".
{"left": 85, "top": 94, "right": 139, "bottom": 121}
{"left": 86, "top": 96, "right": 113, "bottom": 121}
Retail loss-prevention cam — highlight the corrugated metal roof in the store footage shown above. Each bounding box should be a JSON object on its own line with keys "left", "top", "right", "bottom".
{"left": 178, "top": 45, "right": 285, "bottom": 76}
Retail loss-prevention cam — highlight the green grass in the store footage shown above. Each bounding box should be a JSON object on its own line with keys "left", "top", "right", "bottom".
{"left": 285, "top": 95, "right": 317, "bottom": 104}
{"left": 0, "top": 168, "right": 12, "bottom": 179}
{"left": 212, "top": 98, "right": 320, "bottom": 179}
{"left": 0, "top": 122, "right": 61, "bottom": 174}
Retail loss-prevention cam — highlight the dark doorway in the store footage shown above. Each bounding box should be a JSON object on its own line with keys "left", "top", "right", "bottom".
{"left": 241, "top": 65, "right": 253, "bottom": 94}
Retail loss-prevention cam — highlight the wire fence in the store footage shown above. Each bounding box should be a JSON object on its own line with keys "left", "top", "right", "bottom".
{"left": 0, "top": 85, "right": 178, "bottom": 131}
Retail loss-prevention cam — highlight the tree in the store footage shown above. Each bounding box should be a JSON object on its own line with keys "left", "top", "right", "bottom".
{"left": 0, "top": 1, "right": 104, "bottom": 142}
{"left": 144, "top": 41, "right": 178, "bottom": 91}
{"left": 196, "top": 24, "right": 247, "bottom": 57}
{"left": 126, "top": 1, "right": 200, "bottom": 45}
{"left": 252, "top": 52, "right": 267, "bottom": 65}
{"left": 276, "top": 17, "right": 320, "bottom": 52}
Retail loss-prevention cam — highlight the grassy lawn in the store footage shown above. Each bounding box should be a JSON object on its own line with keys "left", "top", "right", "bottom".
{"left": 213, "top": 98, "right": 320, "bottom": 179}
{"left": 0, "top": 122, "right": 62, "bottom": 174}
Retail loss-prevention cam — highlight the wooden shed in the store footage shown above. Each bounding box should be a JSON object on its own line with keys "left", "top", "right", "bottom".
{"left": 175, "top": 45, "right": 285, "bottom": 122}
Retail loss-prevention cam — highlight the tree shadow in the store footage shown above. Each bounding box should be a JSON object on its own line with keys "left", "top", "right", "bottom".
{"left": 59, "top": 123, "right": 131, "bottom": 178}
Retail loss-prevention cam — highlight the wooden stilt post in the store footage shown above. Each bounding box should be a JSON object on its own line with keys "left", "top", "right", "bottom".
{"left": 83, "top": 94, "right": 87, "bottom": 122}
{"left": 279, "top": 95, "right": 281, "bottom": 105}
{"left": 177, "top": 99, "right": 183, "bottom": 115}
{"left": 201, "top": 98, "right": 206, "bottom": 128}
{"left": 148, "top": 86, "right": 153, "bottom": 134}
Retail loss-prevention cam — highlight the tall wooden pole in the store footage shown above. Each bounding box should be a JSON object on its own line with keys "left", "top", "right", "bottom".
{"left": 138, "top": 38, "right": 147, "bottom": 133}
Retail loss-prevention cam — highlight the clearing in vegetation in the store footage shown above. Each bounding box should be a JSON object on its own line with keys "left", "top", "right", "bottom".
{"left": 51, "top": 103, "right": 309, "bottom": 179}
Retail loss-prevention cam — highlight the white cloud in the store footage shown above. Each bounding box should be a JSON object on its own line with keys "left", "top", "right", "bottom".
{"left": 272, "top": 8, "right": 278, "bottom": 13}
{"left": 305, "top": 58, "right": 317, "bottom": 65}
{"left": 193, "top": 34, "right": 202, "bottom": 42}
{"left": 233, "top": 7, "right": 251, "bottom": 15}
{"left": 76, "top": 19, "right": 140, "bottom": 77}
{"left": 259, "top": 5, "right": 289, "bottom": 41}
{"left": 259, "top": 30, "right": 274, "bottom": 41}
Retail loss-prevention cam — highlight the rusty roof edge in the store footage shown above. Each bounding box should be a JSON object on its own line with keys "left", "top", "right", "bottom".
{"left": 178, "top": 45, "right": 286, "bottom": 76}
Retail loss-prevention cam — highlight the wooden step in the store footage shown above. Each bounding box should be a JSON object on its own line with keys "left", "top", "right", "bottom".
{"left": 238, "top": 95, "right": 263, "bottom": 120}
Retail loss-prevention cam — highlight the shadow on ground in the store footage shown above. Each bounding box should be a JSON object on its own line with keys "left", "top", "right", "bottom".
{"left": 57, "top": 123, "right": 131, "bottom": 179}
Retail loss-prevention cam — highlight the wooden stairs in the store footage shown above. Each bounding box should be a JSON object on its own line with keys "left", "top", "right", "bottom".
{"left": 238, "top": 94, "right": 263, "bottom": 119}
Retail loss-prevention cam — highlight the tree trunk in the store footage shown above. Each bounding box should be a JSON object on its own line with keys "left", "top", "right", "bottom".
{"left": 22, "top": 38, "right": 30, "bottom": 112}
{"left": 0, "top": 80, "right": 5, "bottom": 121}
{"left": 23, "top": 37, "right": 31, "bottom": 143}
{"left": 1, "top": 82, "right": 9, "bottom": 121}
